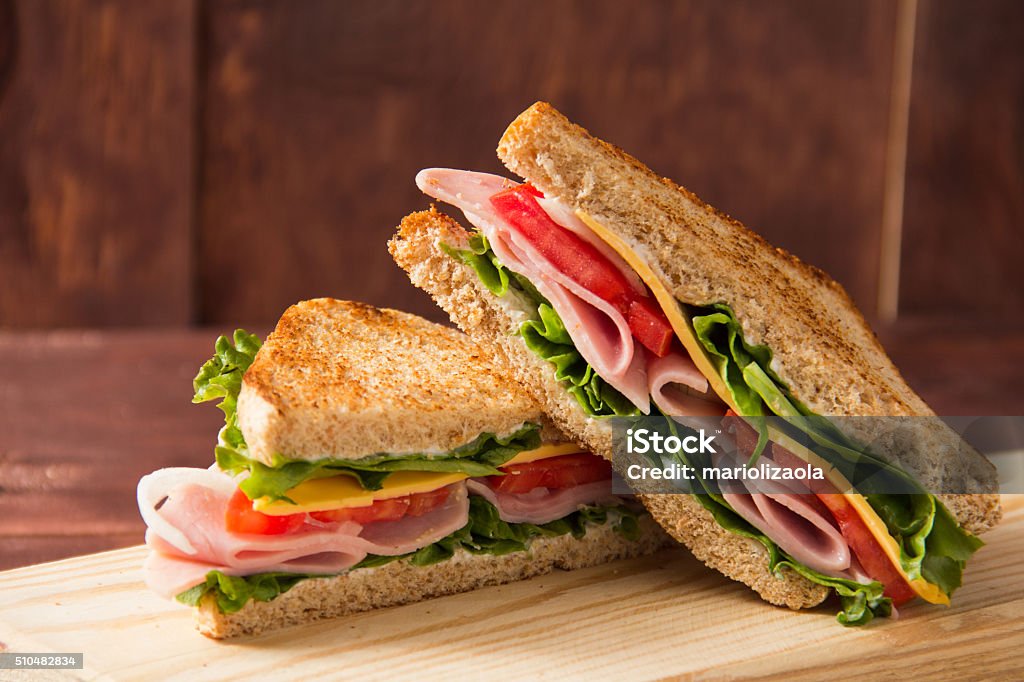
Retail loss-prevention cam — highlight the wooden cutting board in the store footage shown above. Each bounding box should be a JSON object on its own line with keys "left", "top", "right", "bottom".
{"left": 1, "top": 496, "right": 1021, "bottom": 681}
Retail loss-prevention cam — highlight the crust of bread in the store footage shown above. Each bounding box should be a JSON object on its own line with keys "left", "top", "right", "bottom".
{"left": 390, "top": 209, "right": 828, "bottom": 607}
{"left": 195, "top": 514, "right": 669, "bottom": 638}
{"left": 496, "top": 103, "right": 999, "bottom": 530}
{"left": 238, "top": 298, "right": 547, "bottom": 463}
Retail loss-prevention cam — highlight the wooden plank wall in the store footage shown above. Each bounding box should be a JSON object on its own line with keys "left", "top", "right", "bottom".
{"left": 0, "top": 0, "right": 195, "bottom": 326}
{"left": 900, "top": 0, "right": 1024, "bottom": 319}
{"left": 0, "top": 0, "right": 1021, "bottom": 328}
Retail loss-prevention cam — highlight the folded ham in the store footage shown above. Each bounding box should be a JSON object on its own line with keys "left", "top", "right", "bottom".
{"left": 138, "top": 463, "right": 623, "bottom": 599}
{"left": 417, "top": 168, "right": 715, "bottom": 416}
{"left": 647, "top": 354, "right": 723, "bottom": 417}
{"left": 712, "top": 426, "right": 870, "bottom": 582}
{"left": 138, "top": 468, "right": 470, "bottom": 598}
{"left": 466, "top": 478, "right": 621, "bottom": 525}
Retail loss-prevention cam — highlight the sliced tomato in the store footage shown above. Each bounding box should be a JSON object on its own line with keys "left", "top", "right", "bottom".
{"left": 490, "top": 186, "right": 634, "bottom": 304}
{"left": 816, "top": 493, "right": 918, "bottom": 606}
{"left": 406, "top": 485, "right": 453, "bottom": 517}
{"left": 225, "top": 488, "right": 306, "bottom": 535}
{"left": 226, "top": 486, "right": 455, "bottom": 535}
{"left": 723, "top": 409, "right": 762, "bottom": 458}
{"left": 490, "top": 185, "right": 675, "bottom": 357}
{"left": 628, "top": 298, "right": 675, "bottom": 357}
{"left": 309, "top": 486, "right": 452, "bottom": 525}
{"left": 540, "top": 453, "right": 614, "bottom": 488}
{"left": 487, "top": 453, "right": 613, "bottom": 494}
{"left": 315, "top": 497, "right": 410, "bottom": 525}
{"left": 520, "top": 182, "right": 544, "bottom": 197}
{"left": 488, "top": 463, "right": 547, "bottom": 494}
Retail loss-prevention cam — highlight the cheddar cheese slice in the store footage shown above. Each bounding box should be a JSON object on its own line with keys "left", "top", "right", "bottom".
{"left": 254, "top": 442, "right": 586, "bottom": 516}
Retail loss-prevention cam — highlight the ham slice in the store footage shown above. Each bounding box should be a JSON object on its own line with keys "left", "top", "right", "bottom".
{"left": 417, "top": 168, "right": 715, "bottom": 416}
{"left": 647, "top": 353, "right": 722, "bottom": 417}
{"left": 144, "top": 551, "right": 230, "bottom": 599}
{"left": 138, "top": 468, "right": 470, "bottom": 598}
{"left": 713, "top": 421, "right": 868, "bottom": 582}
{"left": 417, "top": 168, "right": 650, "bottom": 411}
{"left": 720, "top": 482, "right": 854, "bottom": 577}
{"left": 466, "top": 478, "right": 621, "bottom": 525}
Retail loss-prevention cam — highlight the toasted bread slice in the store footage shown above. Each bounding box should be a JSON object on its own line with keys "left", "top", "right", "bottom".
{"left": 195, "top": 513, "right": 669, "bottom": 638}
{"left": 495, "top": 102, "right": 999, "bottom": 530}
{"left": 389, "top": 103, "right": 1001, "bottom": 608}
{"left": 238, "top": 298, "right": 549, "bottom": 464}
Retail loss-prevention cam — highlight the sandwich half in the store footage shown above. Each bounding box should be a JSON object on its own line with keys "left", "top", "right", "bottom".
{"left": 389, "top": 102, "right": 1002, "bottom": 625}
{"left": 137, "top": 298, "right": 667, "bottom": 638}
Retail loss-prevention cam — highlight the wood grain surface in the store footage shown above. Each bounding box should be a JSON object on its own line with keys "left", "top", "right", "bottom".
{"left": 899, "top": 0, "right": 1024, "bottom": 321}
{"left": 0, "top": 496, "right": 1020, "bottom": 681}
{"left": 0, "top": 0, "right": 196, "bottom": 327}
{"left": 197, "top": 0, "right": 896, "bottom": 324}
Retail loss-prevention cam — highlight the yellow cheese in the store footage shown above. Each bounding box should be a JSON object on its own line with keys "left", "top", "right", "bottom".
{"left": 254, "top": 471, "right": 469, "bottom": 515}
{"left": 575, "top": 211, "right": 735, "bottom": 409}
{"left": 254, "top": 442, "right": 585, "bottom": 516}
{"left": 576, "top": 209, "right": 949, "bottom": 605}
{"left": 504, "top": 442, "right": 584, "bottom": 465}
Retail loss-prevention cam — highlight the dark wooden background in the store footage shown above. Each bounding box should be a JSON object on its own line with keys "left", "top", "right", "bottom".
{"left": 2, "top": 0, "right": 1022, "bottom": 328}
{"left": 0, "top": 1, "right": 1023, "bottom": 571}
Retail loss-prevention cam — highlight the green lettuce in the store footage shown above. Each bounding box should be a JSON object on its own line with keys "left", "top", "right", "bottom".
{"left": 176, "top": 571, "right": 308, "bottom": 615}
{"left": 193, "top": 329, "right": 262, "bottom": 464}
{"left": 193, "top": 330, "right": 542, "bottom": 498}
{"left": 521, "top": 303, "right": 641, "bottom": 417}
{"left": 691, "top": 304, "right": 778, "bottom": 418}
{"left": 177, "top": 498, "right": 643, "bottom": 613}
{"left": 441, "top": 232, "right": 513, "bottom": 297}
{"left": 215, "top": 424, "right": 542, "bottom": 500}
{"left": 443, "top": 235, "right": 639, "bottom": 417}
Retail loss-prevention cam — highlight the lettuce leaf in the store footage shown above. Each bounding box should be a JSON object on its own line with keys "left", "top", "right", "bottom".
{"left": 441, "top": 233, "right": 512, "bottom": 297}
{"left": 176, "top": 571, "right": 308, "bottom": 614}
{"left": 691, "top": 305, "right": 778, "bottom": 418}
{"left": 193, "top": 330, "right": 543, "bottom": 498}
{"left": 521, "top": 303, "right": 641, "bottom": 417}
{"left": 443, "top": 234, "right": 639, "bottom": 417}
{"left": 177, "top": 499, "right": 643, "bottom": 613}
{"left": 193, "top": 329, "right": 262, "bottom": 464}
{"left": 218, "top": 425, "right": 543, "bottom": 499}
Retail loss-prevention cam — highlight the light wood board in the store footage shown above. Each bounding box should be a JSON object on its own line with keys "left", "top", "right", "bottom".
{"left": 0, "top": 496, "right": 1021, "bottom": 681}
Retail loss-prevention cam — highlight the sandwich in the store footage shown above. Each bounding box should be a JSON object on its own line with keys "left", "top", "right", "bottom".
{"left": 137, "top": 298, "right": 667, "bottom": 638}
{"left": 388, "top": 102, "right": 1002, "bottom": 625}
